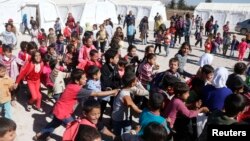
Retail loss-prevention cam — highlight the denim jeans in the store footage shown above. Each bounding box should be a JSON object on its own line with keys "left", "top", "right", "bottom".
{"left": 41, "top": 115, "right": 74, "bottom": 137}
{"left": 0, "top": 101, "right": 12, "bottom": 119}
{"left": 164, "top": 44, "right": 170, "bottom": 57}
{"left": 112, "top": 120, "right": 132, "bottom": 136}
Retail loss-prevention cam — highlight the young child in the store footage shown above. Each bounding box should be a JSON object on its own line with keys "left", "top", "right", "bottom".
{"left": 54, "top": 17, "right": 62, "bottom": 35}
{"left": 165, "top": 58, "right": 181, "bottom": 78}
{"left": 165, "top": 82, "right": 209, "bottom": 128}
{"left": 124, "top": 45, "right": 140, "bottom": 71}
{"left": 38, "top": 28, "right": 47, "bottom": 45}
{"left": 38, "top": 40, "right": 47, "bottom": 57}
{"left": 15, "top": 51, "right": 44, "bottom": 112}
{"left": 230, "top": 35, "right": 239, "bottom": 57}
{"left": 47, "top": 28, "right": 56, "bottom": 45}
{"left": 138, "top": 53, "right": 158, "bottom": 89}
{"left": 82, "top": 49, "right": 102, "bottom": 71}
{"left": 78, "top": 37, "right": 96, "bottom": 66}
{"left": 92, "top": 24, "right": 99, "bottom": 49}
{"left": 214, "top": 32, "right": 223, "bottom": 53}
{"left": 63, "top": 23, "right": 72, "bottom": 44}
{"left": 222, "top": 33, "right": 231, "bottom": 56}
{"left": 55, "top": 34, "right": 65, "bottom": 55}
{"left": 41, "top": 54, "right": 54, "bottom": 98}
{"left": 154, "top": 30, "right": 163, "bottom": 54}
{"left": 30, "top": 25, "right": 39, "bottom": 45}
{"left": 0, "top": 117, "right": 17, "bottom": 141}
{"left": 33, "top": 69, "right": 119, "bottom": 140}
{"left": 195, "top": 29, "right": 203, "bottom": 48}
{"left": 46, "top": 44, "right": 57, "bottom": 61}
{"left": 0, "top": 64, "right": 16, "bottom": 119}
{"left": 238, "top": 38, "right": 248, "bottom": 61}
{"left": 112, "top": 71, "right": 142, "bottom": 136}
{"left": 139, "top": 93, "right": 170, "bottom": 135}
{"left": 175, "top": 43, "right": 190, "bottom": 76}
{"left": 163, "top": 29, "right": 171, "bottom": 57}
{"left": 204, "top": 38, "right": 212, "bottom": 52}
{"left": 75, "top": 125, "right": 101, "bottom": 141}
{"left": 213, "top": 20, "right": 219, "bottom": 36}
{"left": 100, "top": 49, "right": 121, "bottom": 119}
{"left": 97, "top": 24, "right": 108, "bottom": 53}
{"left": 118, "top": 58, "right": 128, "bottom": 78}
{"left": 63, "top": 99, "right": 116, "bottom": 141}
{"left": 86, "top": 66, "right": 102, "bottom": 100}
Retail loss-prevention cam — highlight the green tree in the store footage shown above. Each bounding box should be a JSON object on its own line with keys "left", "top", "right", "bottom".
{"left": 205, "top": 0, "right": 212, "bottom": 2}
{"left": 177, "top": 0, "right": 186, "bottom": 10}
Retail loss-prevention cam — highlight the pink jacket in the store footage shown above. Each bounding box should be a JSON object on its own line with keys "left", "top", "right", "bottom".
{"left": 41, "top": 64, "right": 54, "bottom": 87}
{"left": 238, "top": 41, "right": 248, "bottom": 53}
{"left": 78, "top": 45, "right": 96, "bottom": 63}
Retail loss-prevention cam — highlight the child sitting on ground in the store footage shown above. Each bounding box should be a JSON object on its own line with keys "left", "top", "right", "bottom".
{"left": 0, "top": 117, "right": 17, "bottom": 141}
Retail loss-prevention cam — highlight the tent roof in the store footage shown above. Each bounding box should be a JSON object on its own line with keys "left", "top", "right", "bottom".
{"left": 195, "top": 3, "right": 250, "bottom": 13}
{"left": 110, "top": 0, "right": 163, "bottom": 7}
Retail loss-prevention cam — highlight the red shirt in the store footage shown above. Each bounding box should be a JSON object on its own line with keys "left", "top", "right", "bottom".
{"left": 205, "top": 42, "right": 212, "bottom": 51}
{"left": 53, "top": 84, "right": 92, "bottom": 120}
{"left": 84, "top": 60, "right": 102, "bottom": 71}
{"left": 0, "top": 47, "right": 2, "bottom": 55}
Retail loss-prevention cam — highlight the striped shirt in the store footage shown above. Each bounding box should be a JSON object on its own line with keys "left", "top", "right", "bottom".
{"left": 138, "top": 63, "right": 153, "bottom": 88}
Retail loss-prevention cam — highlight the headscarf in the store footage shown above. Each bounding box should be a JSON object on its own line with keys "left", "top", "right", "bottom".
{"left": 198, "top": 53, "right": 213, "bottom": 67}
{"left": 212, "top": 67, "right": 229, "bottom": 88}
{"left": 85, "top": 23, "right": 92, "bottom": 31}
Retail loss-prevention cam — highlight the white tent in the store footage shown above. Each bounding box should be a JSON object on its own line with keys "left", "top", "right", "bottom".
{"left": 0, "top": 0, "right": 167, "bottom": 32}
{"left": 111, "top": 0, "right": 167, "bottom": 22}
{"left": 194, "top": 3, "right": 250, "bottom": 31}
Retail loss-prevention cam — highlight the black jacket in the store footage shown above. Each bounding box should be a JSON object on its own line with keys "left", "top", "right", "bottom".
{"left": 101, "top": 63, "right": 122, "bottom": 90}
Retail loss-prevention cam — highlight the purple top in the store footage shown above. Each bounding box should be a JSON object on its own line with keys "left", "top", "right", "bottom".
{"left": 165, "top": 97, "right": 199, "bottom": 127}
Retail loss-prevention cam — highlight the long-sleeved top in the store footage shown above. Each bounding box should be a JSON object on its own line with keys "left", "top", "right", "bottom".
{"left": 56, "top": 40, "right": 65, "bottom": 55}
{"left": 50, "top": 67, "right": 70, "bottom": 94}
{"left": 238, "top": 41, "right": 248, "bottom": 53}
{"left": 54, "top": 21, "right": 61, "bottom": 31}
{"left": 78, "top": 45, "right": 96, "bottom": 64}
{"left": 138, "top": 63, "right": 154, "bottom": 88}
{"left": 231, "top": 39, "right": 239, "bottom": 50}
{"left": 175, "top": 53, "right": 187, "bottom": 73}
{"left": 1, "top": 31, "right": 17, "bottom": 46}
{"left": 101, "top": 63, "right": 122, "bottom": 90}
{"left": 165, "top": 97, "right": 199, "bottom": 128}
{"left": 0, "top": 75, "right": 14, "bottom": 104}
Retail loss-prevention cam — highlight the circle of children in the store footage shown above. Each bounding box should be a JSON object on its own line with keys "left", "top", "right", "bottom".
{"left": 0, "top": 11, "right": 250, "bottom": 141}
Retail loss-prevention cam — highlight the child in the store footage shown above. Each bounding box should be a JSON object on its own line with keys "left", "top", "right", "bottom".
{"left": 238, "top": 38, "right": 248, "bottom": 61}
{"left": 78, "top": 37, "right": 96, "bottom": 66}
{"left": 222, "top": 33, "right": 231, "bottom": 56}
{"left": 118, "top": 58, "right": 128, "bottom": 78}
{"left": 33, "top": 69, "right": 119, "bottom": 140}
{"left": 100, "top": 49, "right": 121, "bottom": 118}
{"left": 165, "top": 82, "right": 209, "bottom": 128}
{"left": 37, "top": 28, "right": 47, "bottom": 45}
{"left": 204, "top": 38, "right": 212, "bottom": 52}
{"left": 0, "top": 65, "right": 16, "bottom": 119}
{"left": 41, "top": 54, "right": 54, "bottom": 98}
{"left": 63, "top": 23, "right": 72, "bottom": 44}
{"left": 75, "top": 125, "right": 101, "bottom": 141}
{"left": 63, "top": 99, "right": 116, "bottom": 141}
{"left": 92, "top": 24, "right": 99, "bottom": 49}
{"left": 175, "top": 42, "right": 190, "bottom": 76}
{"left": 163, "top": 29, "right": 171, "bottom": 57}
{"left": 214, "top": 33, "right": 223, "bottom": 53}
{"left": 139, "top": 93, "right": 170, "bottom": 135}
{"left": 0, "top": 117, "right": 17, "bottom": 141}
{"left": 0, "top": 46, "right": 23, "bottom": 81}
{"left": 213, "top": 20, "right": 219, "bottom": 36}
{"left": 165, "top": 58, "right": 181, "bottom": 78}
{"left": 82, "top": 49, "right": 102, "bottom": 71}
{"left": 195, "top": 29, "right": 203, "bottom": 48}
{"left": 86, "top": 66, "right": 102, "bottom": 100}
{"left": 38, "top": 40, "right": 47, "bottom": 57}
{"left": 47, "top": 28, "right": 56, "bottom": 45}
{"left": 97, "top": 24, "right": 108, "bottom": 53}
{"left": 30, "top": 25, "right": 39, "bottom": 45}
{"left": 55, "top": 34, "right": 65, "bottom": 55}
{"left": 54, "top": 17, "right": 62, "bottom": 35}
{"left": 138, "top": 53, "right": 158, "bottom": 89}
{"left": 154, "top": 30, "right": 163, "bottom": 54}
{"left": 124, "top": 45, "right": 140, "bottom": 71}
{"left": 112, "top": 71, "right": 142, "bottom": 136}
{"left": 15, "top": 51, "right": 44, "bottom": 112}
{"left": 49, "top": 58, "right": 70, "bottom": 100}
{"left": 199, "top": 64, "right": 214, "bottom": 85}
{"left": 230, "top": 34, "right": 239, "bottom": 57}
{"left": 46, "top": 44, "right": 57, "bottom": 61}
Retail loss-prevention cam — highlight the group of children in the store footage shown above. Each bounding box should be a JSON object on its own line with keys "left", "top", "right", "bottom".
{"left": 1, "top": 12, "right": 250, "bottom": 141}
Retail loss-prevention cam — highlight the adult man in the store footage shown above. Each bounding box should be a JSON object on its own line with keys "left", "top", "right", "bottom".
{"left": 123, "top": 11, "right": 135, "bottom": 45}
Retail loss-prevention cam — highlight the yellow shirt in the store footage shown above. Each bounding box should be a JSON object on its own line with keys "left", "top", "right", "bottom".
{"left": 0, "top": 75, "right": 14, "bottom": 104}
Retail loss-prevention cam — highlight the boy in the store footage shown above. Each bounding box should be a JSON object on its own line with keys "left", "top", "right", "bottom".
{"left": 100, "top": 48, "right": 121, "bottom": 119}
{"left": 0, "top": 64, "right": 16, "bottom": 119}
{"left": 47, "top": 28, "right": 56, "bottom": 45}
{"left": 230, "top": 35, "right": 239, "bottom": 57}
{"left": 55, "top": 34, "right": 65, "bottom": 55}
{"left": 139, "top": 93, "right": 170, "bottom": 135}
{"left": 54, "top": 17, "right": 61, "bottom": 35}
{"left": 165, "top": 58, "right": 180, "bottom": 78}
{"left": 63, "top": 99, "right": 115, "bottom": 141}
{"left": 195, "top": 29, "right": 203, "bottom": 48}
{"left": 0, "top": 117, "right": 16, "bottom": 141}
{"left": 78, "top": 49, "right": 101, "bottom": 71}
{"left": 33, "top": 69, "right": 119, "bottom": 140}
{"left": 199, "top": 64, "right": 214, "bottom": 85}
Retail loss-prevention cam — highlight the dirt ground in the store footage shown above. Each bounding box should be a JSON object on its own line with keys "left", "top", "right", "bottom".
{"left": 1, "top": 20, "right": 247, "bottom": 141}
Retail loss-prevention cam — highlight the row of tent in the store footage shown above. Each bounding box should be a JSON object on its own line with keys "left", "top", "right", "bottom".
{"left": 0, "top": 0, "right": 167, "bottom": 32}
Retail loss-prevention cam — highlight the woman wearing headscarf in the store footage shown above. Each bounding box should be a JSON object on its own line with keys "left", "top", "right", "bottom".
{"left": 202, "top": 67, "right": 232, "bottom": 112}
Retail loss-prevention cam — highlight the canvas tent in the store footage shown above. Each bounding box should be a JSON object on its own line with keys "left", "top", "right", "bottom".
{"left": 111, "top": 0, "right": 167, "bottom": 22}
{"left": 0, "top": 0, "right": 167, "bottom": 32}
{"left": 194, "top": 3, "right": 250, "bottom": 31}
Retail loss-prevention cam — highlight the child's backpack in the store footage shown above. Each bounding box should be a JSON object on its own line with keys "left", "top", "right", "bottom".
{"left": 63, "top": 119, "right": 96, "bottom": 141}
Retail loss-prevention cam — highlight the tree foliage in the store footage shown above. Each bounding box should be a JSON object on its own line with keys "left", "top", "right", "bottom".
{"left": 177, "top": 0, "right": 186, "bottom": 10}
{"left": 205, "top": 0, "right": 212, "bottom": 3}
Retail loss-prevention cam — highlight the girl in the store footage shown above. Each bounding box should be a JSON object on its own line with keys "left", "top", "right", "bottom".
{"left": 82, "top": 49, "right": 102, "bottom": 71}
{"left": 154, "top": 30, "right": 163, "bottom": 54}
{"left": 97, "top": 24, "right": 108, "bottom": 53}
{"left": 124, "top": 45, "right": 140, "bottom": 71}
{"left": 63, "top": 23, "right": 72, "bottom": 44}
{"left": 204, "top": 38, "right": 212, "bottom": 52}
{"left": 114, "top": 26, "right": 124, "bottom": 40}
{"left": 139, "top": 16, "right": 149, "bottom": 45}
{"left": 18, "top": 41, "right": 29, "bottom": 62}
{"left": 163, "top": 29, "right": 171, "bottom": 57}
{"left": 41, "top": 54, "right": 54, "bottom": 98}
{"left": 138, "top": 53, "right": 158, "bottom": 89}
{"left": 112, "top": 71, "right": 142, "bottom": 136}
{"left": 15, "top": 51, "right": 44, "bottom": 112}
{"left": 175, "top": 42, "right": 190, "bottom": 76}
{"left": 238, "top": 38, "right": 248, "bottom": 61}
{"left": 30, "top": 25, "right": 39, "bottom": 45}
{"left": 86, "top": 66, "right": 102, "bottom": 100}
{"left": 38, "top": 40, "right": 47, "bottom": 57}
{"left": 78, "top": 37, "right": 96, "bottom": 67}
